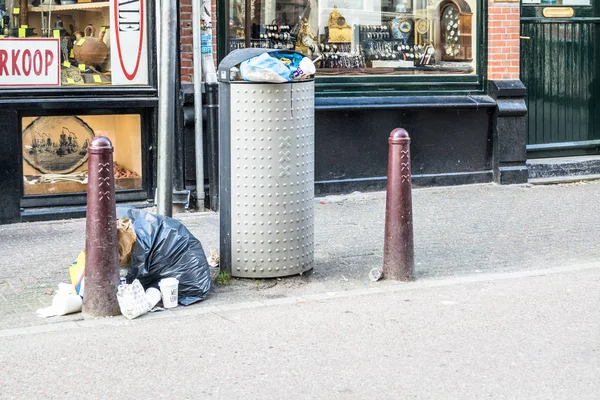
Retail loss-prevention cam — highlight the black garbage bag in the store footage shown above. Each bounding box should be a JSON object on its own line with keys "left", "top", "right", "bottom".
{"left": 119, "top": 208, "right": 211, "bottom": 305}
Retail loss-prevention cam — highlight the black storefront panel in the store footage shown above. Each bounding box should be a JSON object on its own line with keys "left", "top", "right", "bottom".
{"left": 314, "top": 104, "right": 495, "bottom": 194}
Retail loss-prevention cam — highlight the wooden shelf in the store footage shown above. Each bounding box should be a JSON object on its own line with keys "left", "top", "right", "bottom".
{"left": 29, "top": 2, "right": 109, "bottom": 12}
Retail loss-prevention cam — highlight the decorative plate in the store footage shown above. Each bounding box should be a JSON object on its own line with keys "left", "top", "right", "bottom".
{"left": 22, "top": 116, "right": 95, "bottom": 174}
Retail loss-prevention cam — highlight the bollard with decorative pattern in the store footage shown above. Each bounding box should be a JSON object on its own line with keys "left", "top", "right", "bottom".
{"left": 382, "top": 128, "right": 415, "bottom": 281}
{"left": 82, "top": 136, "right": 121, "bottom": 317}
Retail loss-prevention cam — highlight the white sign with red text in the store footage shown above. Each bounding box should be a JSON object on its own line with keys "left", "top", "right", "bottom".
{"left": 0, "top": 39, "right": 60, "bottom": 87}
{"left": 110, "top": 0, "right": 149, "bottom": 85}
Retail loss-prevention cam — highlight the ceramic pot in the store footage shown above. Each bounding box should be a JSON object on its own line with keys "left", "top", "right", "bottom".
{"left": 73, "top": 25, "right": 108, "bottom": 67}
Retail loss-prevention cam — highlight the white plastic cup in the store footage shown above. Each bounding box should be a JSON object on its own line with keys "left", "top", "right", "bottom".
{"left": 145, "top": 287, "right": 162, "bottom": 309}
{"left": 158, "top": 278, "right": 179, "bottom": 308}
{"left": 52, "top": 293, "right": 82, "bottom": 316}
{"left": 368, "top": 267, "right": 383, "bottom": 282}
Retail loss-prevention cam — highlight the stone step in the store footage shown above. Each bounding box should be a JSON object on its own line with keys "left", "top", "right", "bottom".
{"left": 528, "top": 174, "right": 600, "bottom": 185}
{"left": 527, "top": 155, "right": 600, "bottom": 179}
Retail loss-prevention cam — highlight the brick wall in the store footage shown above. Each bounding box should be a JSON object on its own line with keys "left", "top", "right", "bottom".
{"left": 179, "top": 0, "right": 218, "bottom": 83}
{"left": 487, "top": 2, "right": 520, "bottom": 80}
{"left": 180, "top": 0, "right": 192, "bottom": 83}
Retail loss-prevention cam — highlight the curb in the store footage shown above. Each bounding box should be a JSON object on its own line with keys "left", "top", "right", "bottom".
{"left": 2, "top": 261, "right": 599, "bottom": 338}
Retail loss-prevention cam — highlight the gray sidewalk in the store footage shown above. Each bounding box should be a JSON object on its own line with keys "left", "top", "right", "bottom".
{"left": 1, "top": 180, "right": 599, "bottom": 330}
{"left": 2, "top": 264, "right": 599, "bottom": 399}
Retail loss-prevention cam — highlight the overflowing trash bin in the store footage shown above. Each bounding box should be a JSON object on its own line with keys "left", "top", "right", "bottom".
{"left": 218, "top": 49, "right": 315, "bottom": 278}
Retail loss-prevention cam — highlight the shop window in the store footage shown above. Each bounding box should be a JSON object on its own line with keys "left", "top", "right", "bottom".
{"left": 22, "top": 114, "right": 143, "bottom": 195}
{"left": 228, "top": 0, "right": 478, "bottom": 76}
{"left": 0, "top": 0, "right": 149, "bottom": 87}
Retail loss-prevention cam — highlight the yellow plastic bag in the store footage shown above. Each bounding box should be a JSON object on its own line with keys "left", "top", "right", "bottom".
{"left": 69, "top": 251, "right": 86, "bottom": 296}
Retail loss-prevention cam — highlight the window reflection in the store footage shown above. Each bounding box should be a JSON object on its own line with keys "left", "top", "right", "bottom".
{"left": 228, "top": 0, "right": 477, "bottom": 75}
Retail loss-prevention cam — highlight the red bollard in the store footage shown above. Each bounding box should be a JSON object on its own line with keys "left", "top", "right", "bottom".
{"left": 383, "top": 128, "right": 415, "bottom": 281}
{"left": 82, "top": 136, "right": 121, "bottom": 317}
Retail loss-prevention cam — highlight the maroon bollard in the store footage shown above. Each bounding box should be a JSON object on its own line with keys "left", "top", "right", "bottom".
{"left": 82, "top": 136, "right": 121, "bottom": 317}
{"left": 382, "top": 128, "right": 415, "bottom": 281}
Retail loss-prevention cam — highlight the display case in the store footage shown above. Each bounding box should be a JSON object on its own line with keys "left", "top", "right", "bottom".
{"left": 21, "top": 114, "right": 143, "bottom": 195}
{"left": 226, "top": 0, "right": 478, "bottom": 76}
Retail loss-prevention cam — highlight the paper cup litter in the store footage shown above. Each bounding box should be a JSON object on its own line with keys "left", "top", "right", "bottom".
{"left": 51, "top": 293, "right": 82, "bottom": 316}
{"left": 158, "top": 278, "right": 179, "bottom": 308}
{"left": 145, "top": 287, "right": 162, "bottom": 308}
{"left": 368, "top": 267, "right": 383, "bottom": 282}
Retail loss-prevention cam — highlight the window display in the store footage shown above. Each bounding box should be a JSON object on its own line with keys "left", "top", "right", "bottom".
{"left": 22, "top": 114, "right": 143, "bottom": 195}
{"left": 0, "top": 0, "right": 149, "bottom": 87}
{"left": 228, "top": 0, "right": 478, "bottom": 75}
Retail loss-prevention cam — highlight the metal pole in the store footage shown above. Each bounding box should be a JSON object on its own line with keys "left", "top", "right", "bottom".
{"left": 83, "top": 136, "right": 120, "bottom": 317}
{"left": 382, "top": 128, "right": 415, "bottom": 281}
{"left": 244, "top": 0, "right": 252, "bottom": 49}
{"left": 156, "top": 0, "right": 177, "bottom": 216}
{"left": 192, "top": 0, "right": 205, "bottom": 211}
{"left": 206, "top": 83, "right": 219, "bottom": 211}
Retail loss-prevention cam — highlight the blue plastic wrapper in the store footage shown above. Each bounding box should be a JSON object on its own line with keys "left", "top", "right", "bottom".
{"left": 240, "top": 51, "right": 310, "bottom": 82}
{"left": 240, "top": 52, "right": 291, "bottom": 82}
{"left": 118, "top": 208, "right": 211, "bottom": 305}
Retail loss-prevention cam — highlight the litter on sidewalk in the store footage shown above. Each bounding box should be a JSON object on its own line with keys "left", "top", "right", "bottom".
{"left": 120, "top": 208, "right": 211, "bottom": 306}
{"left": 369, "top": 268, "right": 383, "bottom": 282}
{"left": 208, "top": 249, "right": 220, "bottom": 282}
{"left": 158, "top": 277, "right": 179, "bottom": 309}
{"left": 36, "top": 283, "right": 82, "bottom": 318}
{"left": 39, "top": 209, "right": 214, "bottom": 319}
{"left": 117, "top": 218, "right": 136, "bottom": 266}
{"left": 116, "top": 279, "right": 167, "bottom": 320}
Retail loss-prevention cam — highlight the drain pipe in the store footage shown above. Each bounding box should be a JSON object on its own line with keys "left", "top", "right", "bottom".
{"left": 192, "top": 0, "right": 205, "bottom": 211}
{"left": 156, "top": 0, "right": 177, "bottom": 217}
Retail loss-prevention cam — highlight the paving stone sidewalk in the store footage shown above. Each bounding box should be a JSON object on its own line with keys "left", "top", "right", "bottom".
{"left": 1, "top": 181, "right": 599, "bottom": 330}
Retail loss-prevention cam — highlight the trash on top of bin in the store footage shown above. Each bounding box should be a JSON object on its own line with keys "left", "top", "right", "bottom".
{"left": 221, "top": 49, "right": 315, "bottom": 83}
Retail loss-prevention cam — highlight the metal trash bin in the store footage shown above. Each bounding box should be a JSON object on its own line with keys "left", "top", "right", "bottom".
{"left": 218, "top": 49, "right": 315, "bottom": 278}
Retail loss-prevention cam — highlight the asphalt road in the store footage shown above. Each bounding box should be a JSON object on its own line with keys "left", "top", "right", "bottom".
{"left": 1, "top": 263, "right": 599, "bottom": 399}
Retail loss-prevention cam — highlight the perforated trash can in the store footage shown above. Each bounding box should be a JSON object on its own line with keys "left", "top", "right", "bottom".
{"left": 219, "top": 49, "right": 315, "bottom": 278}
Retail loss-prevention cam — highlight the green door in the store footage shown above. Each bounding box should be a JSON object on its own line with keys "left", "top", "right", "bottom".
{"left": 520, "top": 0, "right": 600, "bottom": 158}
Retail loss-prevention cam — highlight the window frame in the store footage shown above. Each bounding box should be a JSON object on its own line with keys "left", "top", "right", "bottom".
{"left": 218, "top": 0, "right": 488, "bottom": 97}
{"left": 0, "top": 0, "right": 158, "bottom": 94}
{"left": 17, "top": 106, "right": 154, "bottom": 207}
